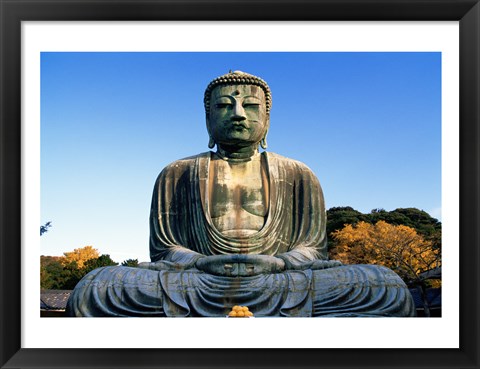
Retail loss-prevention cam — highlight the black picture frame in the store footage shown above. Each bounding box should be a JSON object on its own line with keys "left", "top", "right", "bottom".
{"left": 1, "top": 1, "right": 479, "bottom": 368}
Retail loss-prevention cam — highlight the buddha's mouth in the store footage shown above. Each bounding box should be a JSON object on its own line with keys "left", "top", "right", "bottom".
{"left": 231, "top": 122, "right": 248, "bottom": 130}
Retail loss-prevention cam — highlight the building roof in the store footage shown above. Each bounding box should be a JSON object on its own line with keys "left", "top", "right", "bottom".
{"left": 40, "top": 290, "right": 72, "bottom": 310}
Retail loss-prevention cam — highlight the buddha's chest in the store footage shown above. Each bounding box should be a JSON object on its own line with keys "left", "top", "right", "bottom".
{"left": 208, "top": 157, "right": 269, "bottom": 235}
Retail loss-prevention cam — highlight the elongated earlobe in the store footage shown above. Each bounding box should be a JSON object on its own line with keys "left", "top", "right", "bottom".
{"left": 208, "top": 136, "right": 216, "bottom": 149}
{"left": 260, "top": 137, "right": 268, "bottom": 150}
{"left": 206, "top": 116, "right": 215, "bottom": 149}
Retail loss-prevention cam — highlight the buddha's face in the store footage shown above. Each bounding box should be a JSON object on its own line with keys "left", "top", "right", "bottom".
{"left": 207, "top": 84, "right": 269, "bottom": 148}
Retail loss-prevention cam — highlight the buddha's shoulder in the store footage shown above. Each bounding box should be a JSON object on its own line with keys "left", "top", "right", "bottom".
{"left": 158, "top": 152, "right": 210, "bottom": 174}
{"left": 266, "top": 152, "right": 316, "bottom": 174}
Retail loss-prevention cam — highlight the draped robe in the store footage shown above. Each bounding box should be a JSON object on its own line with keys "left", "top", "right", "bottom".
{"left": 66, "top": 152, "right": 416, "bottom": 317}
{"left": 149, "top": 151, "right": 327, "bottom": 267}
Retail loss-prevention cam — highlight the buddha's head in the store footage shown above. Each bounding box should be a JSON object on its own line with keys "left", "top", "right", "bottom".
{"left": 204, "top": 71, "right": 272, "bottom": 150}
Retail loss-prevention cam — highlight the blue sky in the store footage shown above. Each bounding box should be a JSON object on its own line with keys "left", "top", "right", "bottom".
{"left": 40, "top": 52, "right": 441, "bottom": 263}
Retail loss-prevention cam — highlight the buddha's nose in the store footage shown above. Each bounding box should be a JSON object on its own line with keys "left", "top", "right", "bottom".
{"left": 231, "top": 103, "right": 246, "bottom": 121}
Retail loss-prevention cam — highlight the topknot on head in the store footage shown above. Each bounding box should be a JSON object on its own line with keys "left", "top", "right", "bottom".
{"left": 204, "top": 71, "right": 272, "bottom": 114}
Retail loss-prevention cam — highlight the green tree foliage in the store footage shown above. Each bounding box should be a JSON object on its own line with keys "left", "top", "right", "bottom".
{"left": 58, "top": 260, "right": 86, "bottom": 290}
{"left": 40, "top": 256, "right": 83, "bottom": 290}
{"left": 83, "top": 254, "right": 118, "bottom": 273}
{"left": 40, "top": 249, "right": 119, "bottom": 290}
{"left": 121, "top": 259, "right": 139, "bottom": 267}
{"left": 367, "top": 207, "right": 441, "bottom": 239}
{"left": 40, "top": 256, "right": 63, "bottom": 289}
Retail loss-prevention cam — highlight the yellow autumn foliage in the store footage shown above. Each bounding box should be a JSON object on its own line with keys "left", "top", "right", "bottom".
{"left": 330, "top": 221, "right": 441, "bottom": 284}
{"left": 62, "top": 245, "right": 100, "bottom": 268}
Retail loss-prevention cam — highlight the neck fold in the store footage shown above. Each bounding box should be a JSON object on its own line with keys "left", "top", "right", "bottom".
{"left": 216, "top": 145, "right": 259, "bottom": 162}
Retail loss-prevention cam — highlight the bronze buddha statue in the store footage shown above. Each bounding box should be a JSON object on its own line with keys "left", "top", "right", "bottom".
{"left": 66, "top": 71, "right": 415, "bottom": 317}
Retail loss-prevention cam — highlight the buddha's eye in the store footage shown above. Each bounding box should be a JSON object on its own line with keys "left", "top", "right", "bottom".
{"left": 243, "top": 103, "right": 261, "bottom": 111}
{"left": 243, "top": 98, "right": 261, "bottom": 109}
{"left": 215, "top": 103, "right": 232, "bottom": 109}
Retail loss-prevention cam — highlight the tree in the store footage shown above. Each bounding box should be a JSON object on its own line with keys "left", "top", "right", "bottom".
{"left": 326, "top": 206, "right": 441, "bottom": 251}
{"left": 41, "top": 248, "right": 119, "bottom": 290}
{"left": 83, "top": 254, "right": 118, "bottom": 273}
{"left": 57, "top": 260, "right": 85, "bottom": 290}
{"left": 330, "top": 221, "right": 441, "bottom": 286}
{"left": 326, "top": 207, "right": 368, "bottom": 246}
{"left": 40, "top": 255, "right": 63, "bottom": 289}
{"left": 62, "top": 246, "right": 99, "bottom": 268}
{"left": 40, "top": 221, "right": 52, "bottom": 236}
{"left": 40, "top": 256, "right": 83, "bottom": 290}
{"left": 121, "top": 259, "right": 139, "bottom": 267}
{"left": 366, "top": 208, "right": 441, "bottom": 240}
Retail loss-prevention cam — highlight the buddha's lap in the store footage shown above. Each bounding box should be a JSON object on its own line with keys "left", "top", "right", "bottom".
{"left": 66, "top": 263, "right": 415, "bottom": 317}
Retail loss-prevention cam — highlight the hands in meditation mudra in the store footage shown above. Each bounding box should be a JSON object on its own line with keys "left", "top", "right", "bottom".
{"left": 66, "top": 71, "right": 416, "bottom": 317}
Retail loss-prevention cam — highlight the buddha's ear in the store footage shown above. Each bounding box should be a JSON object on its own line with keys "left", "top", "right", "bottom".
{"left": 208, "top": 136, "right": 216, "bottom": 149}
{"left": 260, "top": 136, "right": 268, "bottom": 150}
{"left": 206, "top": 115, "right": 216, "bottom": 149}
{"left": 260, "top": 116, "right": 270, "bottom": 150}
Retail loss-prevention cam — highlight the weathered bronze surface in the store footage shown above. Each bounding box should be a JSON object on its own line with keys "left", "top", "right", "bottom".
{"left": 66, "top": 71, "right": 416, "bottom": 317}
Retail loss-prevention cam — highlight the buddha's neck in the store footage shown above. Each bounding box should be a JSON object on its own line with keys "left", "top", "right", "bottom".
{"left": 216, "top": 145, "right": 259, "bottom": 162}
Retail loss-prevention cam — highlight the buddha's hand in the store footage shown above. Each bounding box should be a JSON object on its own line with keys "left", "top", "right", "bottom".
{"left": 296, "top": 259, "right": 343, "bottom": 270}
{"left": 195, "top": 254, "right": 286, "bottom": 277}
{"left": 137, "top": 260, "right": 197, "bottom": 272}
